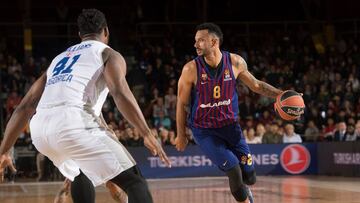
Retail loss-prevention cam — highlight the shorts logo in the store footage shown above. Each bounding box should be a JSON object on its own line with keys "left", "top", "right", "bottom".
{"left": 247, "top": 154, "right": 253, "bottom": 166}
{"left": 240, "top": 154, "right": 253, "bottom": 166}
{"left": 222, "top": 160, "right": 228, "bottom": 167}
{"left": 280, "top": 144, "right": 310, "bottom": 174}
{"left": 241, "top": 155, "right": 247, "bottom": 165}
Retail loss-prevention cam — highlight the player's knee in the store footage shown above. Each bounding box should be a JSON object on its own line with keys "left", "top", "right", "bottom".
{"left": 243, "top": 170, "right": 256, "bottom": 185}
{"left": 110, "top": 165, "right": 146, "bottom": 192}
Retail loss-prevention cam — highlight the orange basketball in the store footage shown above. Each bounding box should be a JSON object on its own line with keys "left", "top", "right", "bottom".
{"left": 274, "top": 90, "right": 305, "bottom": 121}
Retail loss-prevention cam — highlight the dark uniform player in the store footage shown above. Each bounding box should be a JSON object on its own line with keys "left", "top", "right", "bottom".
{"left": 175, "top": 23, "right": 286, "bottom": 203}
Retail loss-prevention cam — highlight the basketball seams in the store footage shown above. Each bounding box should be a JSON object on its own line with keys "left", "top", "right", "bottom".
{"left": 280, "top": 90, "right": 299, "bottom": 100}
{"left": 281, "top": 105, "right": 305, "bottom": 108}
{"left": 275, "top": 100, "right": 298, "bottom": 120}
{"left": 280, "top": 95, "right": 304, "bottom": 107}
{"left": 275, "top": 99, "right": 298, "bottom": 120}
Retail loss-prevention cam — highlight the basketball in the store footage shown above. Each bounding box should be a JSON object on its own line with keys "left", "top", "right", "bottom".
{"left": 274, "top": 90, "right": 305, "bottom": 121}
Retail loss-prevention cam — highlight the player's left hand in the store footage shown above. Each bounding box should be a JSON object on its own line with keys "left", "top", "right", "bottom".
{"left": 143, "top": 133, "right": 172, "bottom": 168}
{"left": 0, "top": 154, "right": 17, "bottom": 182}
{"left": 174, "top": 135, "right": 188, "bottom": 151}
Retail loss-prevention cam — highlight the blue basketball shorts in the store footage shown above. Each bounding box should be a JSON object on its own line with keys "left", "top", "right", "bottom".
{"left": 191, "top": 123, "right": 255, "bottom": 173}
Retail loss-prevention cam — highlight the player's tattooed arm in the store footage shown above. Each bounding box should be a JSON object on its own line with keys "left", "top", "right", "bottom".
{"left": 235, "top": 54, "right": 282, "bottom": 98}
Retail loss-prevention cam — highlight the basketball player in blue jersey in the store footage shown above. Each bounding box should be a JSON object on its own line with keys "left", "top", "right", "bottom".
{"left": 0, "top": 9, "right": 170, "bottom": 203}
{"left": 176, "top": 23, "right": 284, "bottom": 203}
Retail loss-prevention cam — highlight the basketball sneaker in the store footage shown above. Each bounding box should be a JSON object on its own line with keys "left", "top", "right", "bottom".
{"left": 246, "top": 186, "right": 254, "bottom": 203}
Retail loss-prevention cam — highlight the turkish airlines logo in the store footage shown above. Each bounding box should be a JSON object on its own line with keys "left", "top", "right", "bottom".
{"left": 280, "top": 144, "right": 310, "bottom": 174}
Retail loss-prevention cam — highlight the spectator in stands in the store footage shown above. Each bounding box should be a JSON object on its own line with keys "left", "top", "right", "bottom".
{"left": 6, "top": 90, "right": 22, "bottom": 120}
{"left": 323, "top": 118, "right": 336, "bottom": 140}
{"left": 108, "top": 121, "right": 118, "bottom": 131}
{"left": 262, "top": 122, "right": 282, "bottom": 144}
{"left": 123, "top": 127, "right": 134, "bottom": 145}
{"left": 317, "top": 84, "right": 330, "bottom": 104}
{"left": 257, "top": 95, "right": 273, "bottom": 109}
{"left": 24, "top": 56, "right": 36, "bottom": 77}
{"left": 333, "top": 121, "right": 348, "bottom": 141}
{"left": 345, "top": 125, "right": 357, "bottom": 141}
{"left": 151, "top": 87, "right": 160, "bottom": 101}
{"left": 355, "top": 122, "right": 360, "bottom": 141}
{"left": 245, "top": 128, "right": 262, "bottom": 144}
{"left": 7, "top": 57, "right": 21, "bottom": 75}
{"left": 239, "top": 96, "right": 255, "bottom": 119}
{"left": 152, "top": 97, "right": 168, "bottom": 120}
{"left": 355, "top": 98, "right": 360, "bottom": 116}
{"left": 258, "top": 110, "right": 273, "bottom": 126}
{"left": 164, "top": 87, "right": 176, "bottom": 122}
{"left": 307, "top": 107, "right": 322, "bottom": 127}
{"left": 154, "top": 111, "right": 172, "bottom": 130}
{"left": 159, "top": 128, "right": 171, "bottom": 145}
{"left": 168, "top": 130, "right": 176, "bottom": 146}
{"left": 185, "top": 127, "right": 195, "bottom": 145}
{"left": 348, "top": 74, "right": 360, "bottom": 93}
{"left": 255, "top": 123, "right": 266, "bottom": 141}
{"left": 244, "top": 116, "right": 255, "bottom": 130}
{"left": 304, "top": 120, "right": 320, "bottom": 142}
{"left": 116, "top": 129, "right": 128, "bottom": 146}
{"left": 127, "top": 127, "right": 143, "bottom": 147}
{"left": 283, "top": 123, "right": 302, "bottom": 143}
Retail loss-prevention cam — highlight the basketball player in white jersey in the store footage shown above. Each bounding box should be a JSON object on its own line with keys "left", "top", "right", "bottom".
{"left": 0, "top": 9, "right": 170, "bottom": 203}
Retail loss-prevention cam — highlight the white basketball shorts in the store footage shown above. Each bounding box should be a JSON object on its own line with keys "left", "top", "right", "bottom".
{"left": 29, "top": 106, "right": 135, "bottom": 186}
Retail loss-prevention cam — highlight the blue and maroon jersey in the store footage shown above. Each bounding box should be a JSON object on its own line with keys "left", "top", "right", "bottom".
{"left": 189, "top": 51, "right": 238, "bottom": 128}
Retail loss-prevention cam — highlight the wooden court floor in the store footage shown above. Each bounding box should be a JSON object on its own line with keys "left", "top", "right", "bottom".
{"left": 1, "top": 176, "right": 360, "bottom": 203}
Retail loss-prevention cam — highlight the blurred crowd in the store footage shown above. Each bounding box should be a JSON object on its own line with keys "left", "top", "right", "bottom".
{"left": 1, "top": 25, "right": 360, "bottom": 180}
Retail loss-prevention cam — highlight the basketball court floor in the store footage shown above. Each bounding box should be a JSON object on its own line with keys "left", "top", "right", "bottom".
{"left": 1, "top": 176, "right": 360, "bottom": 203}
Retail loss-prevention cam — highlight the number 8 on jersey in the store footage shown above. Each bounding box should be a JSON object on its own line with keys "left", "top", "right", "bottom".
{"left": 213, "top": 85, "right": 221, "bottom": 99}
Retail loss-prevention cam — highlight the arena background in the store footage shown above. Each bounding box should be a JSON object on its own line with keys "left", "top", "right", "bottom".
{"left": 1, "top": 0, "right": 360, "bottom": 202}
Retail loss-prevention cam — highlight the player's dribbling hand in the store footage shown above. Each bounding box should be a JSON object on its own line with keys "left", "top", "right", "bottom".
{"left": 174, "top": 136, "right": 188, "bottom": 151}
{"left": 143, "top": 133, "right": 171, "bottom": 168}
{"left": 0, "top": 154, "right": 17, "bottom": 182}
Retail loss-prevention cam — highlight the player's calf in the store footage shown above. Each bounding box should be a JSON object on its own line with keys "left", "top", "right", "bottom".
{"left": 54, "top": 177, "right": 128, "bottom": 203}
{"left": 226, "top": 165, "right": 253, "bottom": 203}
{"left": 106, "top": 181, "right": 128, "bottom": 203}
{"left": 110, "top": 165, "right": 153, "bottom": 203}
